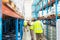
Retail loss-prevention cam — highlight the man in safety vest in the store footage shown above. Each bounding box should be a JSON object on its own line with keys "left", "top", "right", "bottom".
{"left": 33, "top": 17, "right": 44, "bottom": 40}
{"left": 29, "top": 19, "right": 35, "bottom": 40}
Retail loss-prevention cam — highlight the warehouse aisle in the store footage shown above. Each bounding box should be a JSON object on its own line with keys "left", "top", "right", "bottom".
{"left": 22, "top": 26, "right": 31, "bottom": 40}
{"left": 2, "top": 0, "right": 57, "bottom": 40}
{"left": 22, "top": 26, "right": 36, "bottom": 40}
{"left": 22, "top": 26, "right": 46, "bottom": 40}
{"left": 22, "top": 29, "right": 31, "bottom": 40}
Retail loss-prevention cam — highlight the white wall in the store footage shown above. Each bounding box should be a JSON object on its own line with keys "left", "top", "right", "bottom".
{"left": 11, "top": 0, "right": 33, "bottom": 20}
{"left": 11, "top": 0, "right": 25, "bottom": 15}
{"left": 24, "top": 0, "right": 33, "bottom": 20}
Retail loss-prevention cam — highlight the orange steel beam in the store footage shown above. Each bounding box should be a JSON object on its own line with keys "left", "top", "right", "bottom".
{"left": 2, "top": 0, "right": 9, "bottom": 3}
{"left": 2, "top": 4, "right": 22, "bottom": 19}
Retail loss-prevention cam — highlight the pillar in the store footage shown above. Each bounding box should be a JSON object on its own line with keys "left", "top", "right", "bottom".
{"left": 15, "top": 19, "right": 18, "bottom": 40}
{"left": 0, "top": 0, "right": 2, "bottom": 40}
{"left": 20, "top": 19, "right": 24, "bottom": 40}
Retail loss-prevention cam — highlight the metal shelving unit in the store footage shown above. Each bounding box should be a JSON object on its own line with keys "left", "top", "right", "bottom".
{"left": 2, "top": 0, "right": 24, "bottom": 40}
{"left": 32, "top": 0, "right": 58, "bottom": 40}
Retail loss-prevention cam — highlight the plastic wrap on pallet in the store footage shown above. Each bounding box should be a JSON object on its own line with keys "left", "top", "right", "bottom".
{"left": 43, "top": 20, "right": 56, "bottom": 40}
{"left": 57, "top": 1, "right": 60, "bottom": 14}
{"left": 43, "top": 24, "right": 47, "bottom": 36}
{"left": 48, "top": 25, "right": 56, "bottom": 40}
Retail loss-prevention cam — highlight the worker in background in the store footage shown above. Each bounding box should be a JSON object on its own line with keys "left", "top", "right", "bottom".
{"left": 23, "top": 20, "right": 28, "bottom": 40}
{"left": 24, "top": 20, "right": 28, "bottom": 32}
{"left": 29, "top": 19, "right": 35, "bottom": 40}
{"left": 33, "top": 17, "right": 44, "bottom": 40}
{"left": 27, "top": 20, "right": 31, "bottom": 31}
{"left": 27, "top": 20, "right": 31, "bottom": 26}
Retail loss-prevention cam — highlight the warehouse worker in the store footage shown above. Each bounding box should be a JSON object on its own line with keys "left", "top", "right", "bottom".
{"left": 24, "top": 20, "right": 27, "bottom": 27}
{"left": 26, "top": 20, "right": 31, "bottom": 32}
{"left": 24, "top": 20, "right": 27, "bottom": 32}
{"left": 33, "top": 17, "right": 44, "bottom": 40}
{"left": 29, "top": 19, "right": 35, "bottom": 40}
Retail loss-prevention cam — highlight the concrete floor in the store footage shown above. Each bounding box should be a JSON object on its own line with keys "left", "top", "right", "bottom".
{"left": 22, "top": 30, "right": 31, "bottom": 40}
{"left": 22, "top": 26, "right": 36, "bottom": 40}
{"left": 22, "top": 26, "right": 46, "bottom": 40}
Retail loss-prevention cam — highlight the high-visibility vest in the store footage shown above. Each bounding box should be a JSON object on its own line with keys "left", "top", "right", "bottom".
{"left": 30, "top": 25, "right": 33, "bottom": 30}
{"left": 30, "top": 22, "right": 34, "bottom": 30}
{"left": 33, "top": 20, "right": 43, "bottom": 33}
{"left": 24, "top": 21, "right": 27, "bottom": 27}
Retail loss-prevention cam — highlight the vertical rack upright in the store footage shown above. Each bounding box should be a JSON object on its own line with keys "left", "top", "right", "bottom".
{"left": 0, "top": 0, "right": 2, "bottom": 40}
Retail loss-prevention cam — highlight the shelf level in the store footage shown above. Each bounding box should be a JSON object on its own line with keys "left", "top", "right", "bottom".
{"left": 40, "top": 0, "right": 55, "bottom": 11}
{"left": 2, "top": 4, "right": 22, "bottom": 19}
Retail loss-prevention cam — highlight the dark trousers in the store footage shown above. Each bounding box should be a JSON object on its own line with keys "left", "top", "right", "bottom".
{"left": 30, "top": 30, "right": 34, "bottom": 40}
{"left": 36, "top": 33, "right": 43, "bottom": 40}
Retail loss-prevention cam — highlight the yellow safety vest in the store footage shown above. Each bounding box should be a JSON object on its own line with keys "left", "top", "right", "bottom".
{"left": 30, "top": 25, "right": 33, "bottom": 30}
{"left": 33, "top": 20, "right": 43, "bottom": 33}
{"left": 30, "top": 22, "right": 34, "bottom": 30}
{"left": 24, "top": 21, "right": 27, "bottom": 27}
